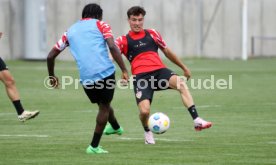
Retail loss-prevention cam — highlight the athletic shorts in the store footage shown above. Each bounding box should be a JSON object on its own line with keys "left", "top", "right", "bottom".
{"left": 133, "top": 68, "right": 177, "bottom": 104}
{"left": 83, "top": 73, "right": 116, "bottom": 104}
{"left": 0, "top": 57, "right": 8, "bottom": 71}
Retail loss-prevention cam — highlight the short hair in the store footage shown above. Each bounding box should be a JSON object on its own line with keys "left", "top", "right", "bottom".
{"left": 82, "top": 3, "right": 103, "bottom": 19}
{"left": 127, "top": 6, "right": 146, "bottom": 18}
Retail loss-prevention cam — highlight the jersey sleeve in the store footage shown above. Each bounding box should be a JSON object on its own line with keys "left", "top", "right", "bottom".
{"left": 115, "top": 36, "right": 127, "bottom": 55}
{"left": 148, "top": 29, "right": 167, "bottom": 49}
{"left": 54, "top": 32, "right": 69, "bottom": 51}
{"left": 96, "top": 20, "right": 113, "bottom": 39}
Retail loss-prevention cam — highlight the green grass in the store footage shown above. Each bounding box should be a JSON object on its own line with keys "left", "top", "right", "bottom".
{"left": 0, "top": 58, "right": 276, "bottom": 165}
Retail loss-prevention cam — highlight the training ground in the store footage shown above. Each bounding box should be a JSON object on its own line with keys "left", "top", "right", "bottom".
{"left": 0, "top": 58, "right": 275, "bottom": 165}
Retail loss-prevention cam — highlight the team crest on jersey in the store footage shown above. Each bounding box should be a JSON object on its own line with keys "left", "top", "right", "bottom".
{"left": 136, "top": 91, "right": 142, "bottom": 99}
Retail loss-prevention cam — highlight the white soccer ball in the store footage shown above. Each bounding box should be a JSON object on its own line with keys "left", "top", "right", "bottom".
{"left": 148, "top": 112, "right": 170, "bottom": 134}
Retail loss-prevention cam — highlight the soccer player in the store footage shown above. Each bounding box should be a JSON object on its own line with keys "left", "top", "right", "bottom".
{"left": 113, "top": 6, "right": 212, "bottom": 144}
{"left": 0, "top": 32, "right": 39, "bottom": 121}
{"left": 47, "top": 4, "right": 129, "bottom": 154}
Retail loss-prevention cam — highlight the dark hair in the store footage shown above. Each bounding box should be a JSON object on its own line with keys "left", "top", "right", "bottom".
{"left": 127, "top": 6, "right": 146, "bottom": 18}
{"left": 82, "top": 3, "right": 103, "bottom": 19}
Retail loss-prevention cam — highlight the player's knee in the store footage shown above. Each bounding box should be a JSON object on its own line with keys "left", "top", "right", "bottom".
{"left": 99, "top": 102, "right": 111, "bottom": 110}
{"left": 96, "top": 119, "right": 108, "bottom": 127}
{"left": 96, "top": 113, "right": 109, "bottom": 125}
{"left": 4, "top": 76, "right": 16, "bottom": 87}
{"left": 176, "top": 81, "right": 187, "bottom": 92}
{"left": 140, "top": 108, "right": 150, "bottom": 117}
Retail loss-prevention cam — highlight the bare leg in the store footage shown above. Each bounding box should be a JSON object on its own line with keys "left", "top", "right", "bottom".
{"left": 169, "top": 75, "right": 194, "bottom": 108}
{"left": 0, "top": 70, "right": 20, "bottom": 101}
{"left": 169, "top": 75, "right": 212, "bottom": 130}
{"left": 94, "top": 103, "right": 110, "bottom": 134}
{"left": 108, "top": 106, "right": 120, "bottom": 130}
{"left": 0, "top": 69, "right": 39, "bottom": 120}
{"left": 90, "top": 102, "right": 110, "bottom": 148}
{"left": 138, "top": 99, "right": 155, "bottom": 144}
{"left": 138, "top": 99, "right": 151, "bottom": 129}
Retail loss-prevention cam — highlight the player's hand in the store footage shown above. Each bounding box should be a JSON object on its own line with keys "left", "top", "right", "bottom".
{"left": 183, "top": 68, "right": 191, "bottom": 81}
{"left": 50, "top": 76, "right": 59, "bottom": 88}
{"left": 120, "top": 70, "right": 129, "bottom": 86}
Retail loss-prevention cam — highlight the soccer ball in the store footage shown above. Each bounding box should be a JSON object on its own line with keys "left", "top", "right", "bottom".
{"left": 148, "top": 112, "right": 170, "bottom": 134}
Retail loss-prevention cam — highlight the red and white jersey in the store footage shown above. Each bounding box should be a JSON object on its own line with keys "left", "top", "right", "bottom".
{"left": 54, "top": 18, "right": 113, "bottom": 51}
{"left": 115, "top": 29, "right": 167, "bottom": 75}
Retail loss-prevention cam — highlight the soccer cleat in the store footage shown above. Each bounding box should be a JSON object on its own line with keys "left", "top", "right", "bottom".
{"left": 86, "top": 145, "right": 108, "bottom": 154}
{"left": 103, "top": 124, "right": 124, "bottom": 135}
{"left": 18, "top": 110, "right": 40, "bottom": 122}
{"left": 194, "top": 117, "right": 212, "bottom": 131}
{"left": 144, "top": 131, "right": 155, "bottom": 144}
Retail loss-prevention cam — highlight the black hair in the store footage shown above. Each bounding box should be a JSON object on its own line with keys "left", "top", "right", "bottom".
{"left": 127, "top": 6, "right": 146, "bottom": 18}
{"left": 82, "top": 3, "right": 103, "bottom": 19}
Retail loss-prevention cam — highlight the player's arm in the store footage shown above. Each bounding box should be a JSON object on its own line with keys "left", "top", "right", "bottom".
{"left": 0, "top": 32, "right": 2, "bottom": 39}
{"left": 160, "top": 47, "right": 191, "bottom": 80}
{"left": 106, "top": 37, "right": 129, "bottom": 81}
{"left": 47, "top": 48, "right": 61, "bottom": 88}
{"left": 98, "top": 20, "right": 129, "bottom": 81}
{"left": 149, "top": 29, "right": 191, "bottom": 79}
{"left": 47, "top": 32, "right": 68, "bottom": 88}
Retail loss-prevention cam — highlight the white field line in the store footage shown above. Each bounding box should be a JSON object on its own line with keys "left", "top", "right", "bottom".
{"left": 0, "top": 134, "right": 49, "bottom": 138}
{"left": 196, "top": 105, "right": 221, "bottom": 108}
{"left": 118, "top": 137, "right": 193, "bottom": 142}
{"left": 171, "top": 105, "right": 221, "bottom": 110}
{"left": 0, "top": 113, "right": 14, "bottom": 116}
{"left": 11, "top": 66, "right": 77, "bottom": 71}
{"left": 267, "top": 141, "right": 276, "bottom": 144}
{"left": 172, "top": 102, "right": 275, "bottom": 110}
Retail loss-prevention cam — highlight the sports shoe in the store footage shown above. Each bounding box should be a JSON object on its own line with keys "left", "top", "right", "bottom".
{"left": 103, "top": 124, "right": 124, "bottom": 135}
{"left": 18, "top": 110, "right": 40, "bottom": 122}
{"left": 194, "top": 117, "right": 212, "bottom": 131}
{"left": 144, "top": 131, "right": 155, "bottom": 144}
{"left": 86, "top": 145, "right": 108, "bottom": 154}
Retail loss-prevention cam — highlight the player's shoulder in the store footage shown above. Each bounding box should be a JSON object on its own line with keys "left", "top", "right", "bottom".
{"left": 146, "top": 28, "right": 160, "bottom": 34}
{"left": 96, "top": 20, "right": 110, "bottom": 27}
{"left": 116, "top": 35, "right": 127, "bottom": 41}
{"left": 146, "top": 29, "right": 162, "bottom": 37}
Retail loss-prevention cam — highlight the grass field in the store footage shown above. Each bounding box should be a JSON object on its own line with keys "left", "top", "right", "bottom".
{"left": 0, "top": 58, "right": 276, "bottom": 165}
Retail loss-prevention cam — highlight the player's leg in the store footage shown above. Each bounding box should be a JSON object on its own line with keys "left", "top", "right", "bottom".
{"left": 138, "top": 99, "right": 151, "bottom": 132}
{"left": 103, "top": 105, "right": 124, "bottom": 135}
{"left": 0, "top": 69, "right": 20, "bottom": 102}
{"left": 102, "top": 73, "right": 124, "bottom": 135}
{"left": 86, "top": 102, "right": 110, "bottom": 154}
{"left": 0, "top": 59, "right": 39, "bottom": 121}
{"left": 138, "top": 99, "right": 155, "bottom": 144}
{"left": 168, "top": 75, "right": 194, "bottom": 108}
{"left": 133, "top": 72, "right": 156, "bottom": 144}
{"left": 93, "top": 102, "right": 110, "bottom": 145}
{"left": 84, "top": 85, "right": 110, "bottom": 154}
{"left": 169, "top": 75, "right": 212, "bottom": 131}
{"left": 85, "top": 73, "right": 122, "bottom": 153}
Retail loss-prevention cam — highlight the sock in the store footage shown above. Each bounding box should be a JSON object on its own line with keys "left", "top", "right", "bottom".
{"left": 144, "top": 126, "right": 150, "bottom": 132}
{"left": 188, "top": 105, "right": 199, "bottom": 120}
{"left": 12, "top": 100, "right": 24, "bottom": 115}
{"left": 91, "top": 132, "right": 102, "bottom": 148}
{"left": 110, "top": 121, "right": 120, "bottom": 130}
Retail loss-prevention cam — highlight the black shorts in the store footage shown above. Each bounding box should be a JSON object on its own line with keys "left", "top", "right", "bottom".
{"left": 133, "top": 68, "right": 176, "bottom": 104}
{"left": 0, "top": 58, "right": 8, "bottom": 71}
{"left": 83, "top": 73, "right": 116, "bottom": 104}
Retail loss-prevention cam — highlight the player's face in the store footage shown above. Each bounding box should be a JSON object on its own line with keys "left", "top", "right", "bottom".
{"left": 128, "top": 14, "right": 144, "bottom": 33}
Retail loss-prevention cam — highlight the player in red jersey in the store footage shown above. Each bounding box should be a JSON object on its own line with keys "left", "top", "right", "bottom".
{"left": 113, "top": 6, "right": 212, "bottom": 144}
